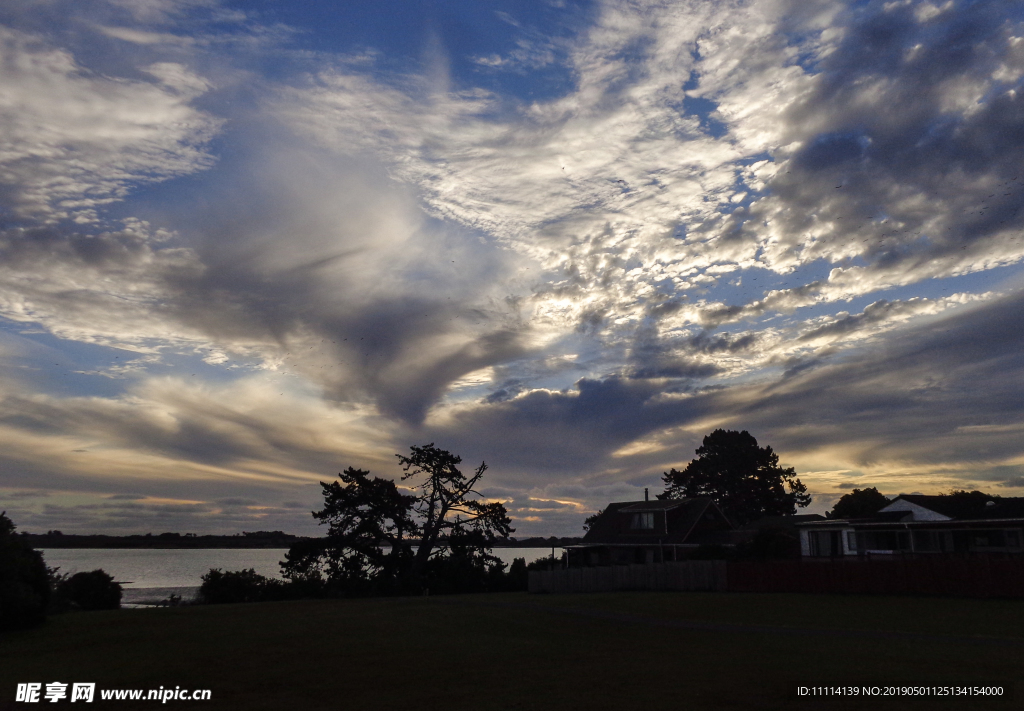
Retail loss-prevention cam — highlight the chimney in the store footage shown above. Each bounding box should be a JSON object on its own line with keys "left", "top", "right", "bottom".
{"left": 644, "top": 487, "right": 649, "bottom": 501}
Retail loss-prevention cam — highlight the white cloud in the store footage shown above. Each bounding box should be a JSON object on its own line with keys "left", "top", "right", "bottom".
{"left": 3, "top": 0, "right": 1024, "bottom": 534}
{"left": 0, "top": 221, "right": 209, "bottom": 349}
{"left": 278, "top": 0, "right": 1024, "bottom": 353}
{"left": 0, "top": 25, "right": 221, "bottom": 222}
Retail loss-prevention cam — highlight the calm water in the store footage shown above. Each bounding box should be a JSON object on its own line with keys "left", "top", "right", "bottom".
{"left": 40, "top": 547, "right": 564, "bottom": 589}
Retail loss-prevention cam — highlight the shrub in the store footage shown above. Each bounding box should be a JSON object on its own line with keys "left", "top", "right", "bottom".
{"left": 0, "top": 512, "right": 50, "bottom": 630}
{"left": 46, "top": 566, "right": 72, "bottom": 613}
{"left": 199, "top": 568, "right": 288, "bottom": 604}
{"left": 735, "top": 526, "right": 802, "bottom": 560}
{"left": 506, "top": 557, "right": 528, "bottom": 591}
{"left": 58, "top": 570, "right": 122, "bottom": 610}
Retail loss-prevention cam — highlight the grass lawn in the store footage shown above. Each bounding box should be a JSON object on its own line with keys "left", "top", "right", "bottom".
{"left": 2, "top": 591, "right": 1021, "bottom": 711}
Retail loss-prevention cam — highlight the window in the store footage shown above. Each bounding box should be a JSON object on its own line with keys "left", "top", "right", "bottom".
{"left": 970, "top": 530, "right": 1005, "bottom": 548}
{"left": 846, "top": 531, "right": 857, "bottom": 552}
{"left": 630, "top": 512, "right": 655, "bottom": 530}
{"left": 808, "top": 531, "right": 841, "bottom": 557}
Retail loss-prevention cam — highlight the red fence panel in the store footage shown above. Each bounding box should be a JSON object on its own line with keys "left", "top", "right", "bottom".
{"left": 726, "top": 556, "right": 1024, "bottom": 598}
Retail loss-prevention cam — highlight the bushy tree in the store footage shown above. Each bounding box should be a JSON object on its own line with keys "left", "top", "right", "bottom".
{"left": 0, "top": 512, "right": 50, "bottom": 629}
{"left": 828, "top": 487, "right": 890, "bottom": 519}
{"left": 661, "top": 430, "right": 810, "bottom": 525}
{"left": 199, "top": 568, "right": 287, "bottom": 604}
{"left": 938, "top": 489, "right": 999, "bottom": 518}
{"left": 506, "top": 557, "right": 528, "bottom": 591}
{"left": 57, "top": 570, "right": 121, "bottom": 611}
{"left": 582, "top": 508, "right": 604, "bottom": 533}
{"left": 281, "top": 466, "right": 417, "bottom": 596}
{"left": 398, "top": 444, "right": 513, "bottom": 583}
{"left": 283, "top": 444, "right": 513, "bottom": 596}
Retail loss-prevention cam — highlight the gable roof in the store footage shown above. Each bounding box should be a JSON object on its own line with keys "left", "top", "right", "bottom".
{"left": 619, "top": 500, "right": 688, "bottom": 512}
{"left": 809, "top": 495, "right": 1024, "bottom": 526}
{"left": 887, "top": 493, "right": 999, "bottom": 520}
{"left": 582, "top": 497, "right": 732, "bottom": 545}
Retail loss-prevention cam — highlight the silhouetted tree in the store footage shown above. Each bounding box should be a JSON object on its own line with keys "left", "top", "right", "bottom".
{"left": 283, "top": 444, "right": 513, "bottom": 595}
{"left": 582, "top": 508, "right": 604, "bottom": 533}
{"left": 660, "top": 430, "right": 810, "bottom": 525}
{"left": 506, "top": 557, "right": 528, "bottom": 590}
{"left": 828, "top": 487, "right": 890, "bottom": 519}
{"left": 58, "top": 570, "right": 121, "bottom": 610}
{"left": 938, "top": 489, "right": 1000, "bottom": 518}
{"left": 281, "top": 466, "right": 417, "bottom": 596}
{"left": 0, "top": 512, "right": 50, "bottom": 629}
{"left": 199, "top": 568, "right": 287, "bottom": 604}
{"left": 398, "top": 444, "right": 513, "bottom": 583}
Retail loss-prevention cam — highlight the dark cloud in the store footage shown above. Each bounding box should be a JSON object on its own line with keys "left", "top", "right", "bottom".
{"left": 749, "top": 0, "right": 1024, "bottom": 278}
{"left": 427, "top": 376, "right": 717, "bottom": 479}
{"left": 725, "top": 288, "right": 1024, "bottom": 466}
{"left": 798, "top": 300, "right": 909, "bottom": 341}
{"left": 509, "top": 498, "right": 578, "bottom": 511}
{"left": 1, "top": 489, "right": 51, "bottom": 499}
{"left": 421, "top": 285, "right": 1024, "bottom": 511}
{"left": 796, "top": 131, "right": 869, "bottom": 171}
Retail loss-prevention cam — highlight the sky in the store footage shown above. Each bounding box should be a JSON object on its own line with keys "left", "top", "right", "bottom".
{"left": 2, "top": 0, "right": 1024, "bottom": 537}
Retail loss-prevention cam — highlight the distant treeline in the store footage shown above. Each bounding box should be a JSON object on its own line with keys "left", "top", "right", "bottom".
{"left": 494, "top": 537, "right": 583, "bottom": 548}
{"left": 23, "top": 531, "right": 311, "bottom": 549}
{"left": 23, "top": 530, "right": 583, "bottom": 549}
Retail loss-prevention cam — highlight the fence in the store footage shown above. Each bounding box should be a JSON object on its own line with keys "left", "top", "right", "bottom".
{"left": 528, "top": 561, "right": 727, "bottom": 594}
{"left": 727, "top": 556, "right": 1024, "bottom": 598}
{"left": 529, "top": 556, "right": 1024, "bottom": 597}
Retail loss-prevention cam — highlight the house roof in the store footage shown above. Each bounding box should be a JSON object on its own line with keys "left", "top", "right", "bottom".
{"left": 739, "top": 514, "right": 825, "bottom": 531}
{"left": 619, "top": 500, "right": 687, "bottom": 512}
{"left": 872, "top": 510, "right": 913, "bottom": 522}
{"left": 888, "top": 494, "right": 995, "bottom": 519}
{"left": 582, "top": 497, "right": 732, "bottom": 545}
{"left": 799, "top": 517, "right": 1024, "bottom": 530}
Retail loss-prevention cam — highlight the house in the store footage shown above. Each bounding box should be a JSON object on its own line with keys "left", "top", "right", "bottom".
{"left": 565, "top": 493, "right": 734, "bottom": 567}
{"left": 797, "top": 494, "right": 1024, "bottom": 557}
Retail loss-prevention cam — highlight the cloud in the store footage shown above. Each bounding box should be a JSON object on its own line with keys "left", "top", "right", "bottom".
{"left": 2, "top": 0, "right": 1024, "bottom": 535}
{"left": 0, "top": 221, "right": 208, "bottom": 349}
{"left": 419, "top": 286, "right": 1024, "bottom": 510}
{"left": 0, "top": 25, "right": 221, "bottom": 223}
{"left": 715, "top": 289, "right": 1024, "bottom": 472}
{"left": 278, "top": 0, "right": 1024, "bottom": 345}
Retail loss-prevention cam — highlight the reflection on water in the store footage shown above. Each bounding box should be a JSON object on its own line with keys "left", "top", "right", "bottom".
{"left": 40, "top": 549, "right": 289, "bottom": 589}
{"left": 41, "top": 547, "right": 564, "bottom": 589}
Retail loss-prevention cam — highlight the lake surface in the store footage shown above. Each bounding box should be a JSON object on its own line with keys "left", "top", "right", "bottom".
{"left": 40, "top": 547, "right": 564, "bottom": 590}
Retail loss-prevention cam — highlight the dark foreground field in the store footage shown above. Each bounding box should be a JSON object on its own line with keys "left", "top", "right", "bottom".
{"left": 2, "top": 592, "right": 1022, "bottom": 711}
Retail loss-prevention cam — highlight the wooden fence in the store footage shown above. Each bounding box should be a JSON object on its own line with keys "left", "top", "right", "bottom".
{"left": 528, "top": 561, "right": 727, "bottom": 594}
{"left": 529, "top": 556, "right": 1024, "bottom": 597}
